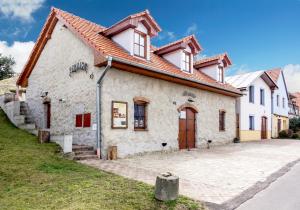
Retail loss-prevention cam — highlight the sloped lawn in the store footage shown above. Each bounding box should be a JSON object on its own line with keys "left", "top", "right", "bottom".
{"left": 0, "top": 109, "right": 202, "bottom": 210}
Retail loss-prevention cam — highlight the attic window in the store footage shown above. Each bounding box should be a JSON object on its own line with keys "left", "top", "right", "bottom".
{"left": 182, "top": 51, "right": 191, "bottom": 73}
{"left": 134, "top": 30, "right": 146, "bottom": 58}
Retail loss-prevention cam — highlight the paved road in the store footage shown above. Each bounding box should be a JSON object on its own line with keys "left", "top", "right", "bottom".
{"left": 237, "top": 162, "right": 300, "bottom": 210}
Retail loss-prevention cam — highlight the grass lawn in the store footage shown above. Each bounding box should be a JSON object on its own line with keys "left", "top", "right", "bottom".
{"left": 0, "top": 109, "right": 203, "bottom": 210}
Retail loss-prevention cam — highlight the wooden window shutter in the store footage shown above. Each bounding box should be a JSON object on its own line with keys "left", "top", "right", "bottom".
{"left": 76, "top": 114, "right": 83, "bottom": 127}
{"left": 83, "top": 113, "right": 91, "bottom": 127}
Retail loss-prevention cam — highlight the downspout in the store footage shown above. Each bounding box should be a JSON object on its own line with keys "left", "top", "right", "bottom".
{"left": 96, "top": 56, "right": 112, "bottom": 158}
{"left": 271, "top": 89, "right": 274, "bottom": 138}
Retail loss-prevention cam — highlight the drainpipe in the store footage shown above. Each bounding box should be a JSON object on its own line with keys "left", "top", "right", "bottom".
{"left": 271, "top": 89, "right": 274, "bottom": 138}
{"left": 96, "top": 56, "right": 112, "bottom": 158}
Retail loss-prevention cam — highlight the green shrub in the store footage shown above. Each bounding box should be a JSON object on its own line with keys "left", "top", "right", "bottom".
{"left": 289, "top": 117, "right": 300, "bottom": 133}
{"left": 279, "top": 130, "right": 288, "bottom": 138}
{"left": 292, "top": 133, "right": 299, "bottom": 139}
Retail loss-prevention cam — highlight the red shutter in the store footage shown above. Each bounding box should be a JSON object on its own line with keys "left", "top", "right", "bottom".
{"left": 76, "top": 114, "right": 83, "bottom": 127}
{"left": 83, "top": 113, "right": 91, "bottom": 127}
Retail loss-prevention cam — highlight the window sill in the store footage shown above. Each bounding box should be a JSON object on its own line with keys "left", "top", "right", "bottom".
{"left": 134, "top": 128, "right": 148, "bottom": 131}
{"left": 219, "top": 130, "right": 226, "bottom": 132}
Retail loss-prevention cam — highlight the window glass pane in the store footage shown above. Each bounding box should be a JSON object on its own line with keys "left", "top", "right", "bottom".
{"left": 140, "top": 35, "right": 145, "bottom": 46}
{"left": 140, "top": 46, "right": 145, "bottom": 57}
{"left": 134, "top": 44, "right": 139, "bottom": 55}
{"left": 134, "top": 33, "right": 139, "bottom": 43}
{"left": 186, "top": 63, "right": 190, "bottom": 72}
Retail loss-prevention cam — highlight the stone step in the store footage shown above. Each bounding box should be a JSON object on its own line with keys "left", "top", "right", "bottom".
{"left": 72, "top": 145, "right": 94, "bottom": 151}
{"left": 13, "top": 115, "right": 25, "bottom": 125}
{"left": 74, "top": 150, "right": 96, "bottom": 156}
{"left": 73, "top": 155, "right": 98, "bottom": 160}
{"left": 19, "top": 123, "right": 35, "bottom": 130}
{"left": 28, "top": 129, "right": 38, "bottom": 136}
{"left": 25, "top": 116, "right": 34, "bottom": 123}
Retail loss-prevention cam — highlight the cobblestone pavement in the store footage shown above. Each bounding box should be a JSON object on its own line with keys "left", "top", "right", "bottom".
{"left": 80, "top": 140, "right": 300, "bottom": 206}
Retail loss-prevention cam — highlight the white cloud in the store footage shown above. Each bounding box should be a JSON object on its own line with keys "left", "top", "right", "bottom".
{"left": 157, "top": 31, "right": 176, "bottom": 41}
{"left": 0, "top": 0, "right": 45, "bottom": 22}
{"left": 0, "top": 41, "right": 34, "bottom": 73}
{"left": 185, "top": 23, "right": 197, "bottom": 35}
{"left": 283, "top": 64, "right": 300, "bottom": 93}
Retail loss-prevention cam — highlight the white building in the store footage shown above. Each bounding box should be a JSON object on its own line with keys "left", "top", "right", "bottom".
{"left": 226, "top": 71, "right": 277, "bottom": 141}
{"left": 265, "top": 68, "right": 290, "bottom": 137}
{"left": 16, "top": 7, "right": 242, "bottom": 159}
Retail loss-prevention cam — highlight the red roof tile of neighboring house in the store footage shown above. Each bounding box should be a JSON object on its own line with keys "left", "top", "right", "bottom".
{"left": 17, "top": 7, "right": 241, "bottom": 96}
{"left": 265, "top": 68, "right": 281, "bottom": 83}
{"left": 291, "top": 92, "right": 300, "bottom": 107}
{"left": 194, "top": 53, "right": 232, "bottom": 69}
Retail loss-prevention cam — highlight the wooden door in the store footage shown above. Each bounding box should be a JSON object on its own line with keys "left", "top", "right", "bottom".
{"left": 179, "top": 108, "right": 196, "bottom": 149}
{"left": 46, "top": 103, "right": 51, "bottom": 129}
{"left": 261, "top": 117, "right": 267, "bottom": 139}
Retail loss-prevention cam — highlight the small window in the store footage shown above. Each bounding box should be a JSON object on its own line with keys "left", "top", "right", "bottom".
{"left": 219, "top": 110, "right": 226, "bottom": 131}
{"left": 260, "top": 89, "right": 265, "bottom": 105}
{"left": 134, "top": 31, "right": 146, "bottom": 58}
{"left": 75, "top": 113, "right": 91, "bottom": 128}
{"left": 134, "top": 102, "right": 147, "bottom": 130}
{"left": 182, "top": 51, "right": 191, "bottom": 73}
{"left": 277, "top": 95, "right": 279, "bottom": 107}
{"left": 283, "top": 98, "right": 285, "bottom": 108}
{"left": 249, "top": 86, "right": 254, "bottom": 103}
{"left": 249, "top": 115, "right": 255, "bottom": 130}
{"left": 219, "top": 67, "right": 224, "bottom": 83}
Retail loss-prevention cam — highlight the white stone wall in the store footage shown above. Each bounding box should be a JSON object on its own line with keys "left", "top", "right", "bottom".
{"left": 101, "top": 69, "right": 236, "bottom": 158}
{"left": 26, "top": 20, "right": 105, "bottom": 147}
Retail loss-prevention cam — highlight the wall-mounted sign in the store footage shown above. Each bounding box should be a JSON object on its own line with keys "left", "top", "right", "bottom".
{"left": 183, "top": 91, "right": 196, "bottom": 98}
{"left": 112, "top": 101, "right": 128, "bottom": 129}
{"left": 69, "top": 61, "right": 88, "bottom": 77}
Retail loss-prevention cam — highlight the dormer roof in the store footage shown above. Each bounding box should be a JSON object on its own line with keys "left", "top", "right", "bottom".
{"left": 194, "top": 53, "right": 232, "bottom": 69}
{"left": 154, "top": 35, "right": 202, "bottom": 55}
{"left": 102, "top": 10, "right": 161, "bottom": 37}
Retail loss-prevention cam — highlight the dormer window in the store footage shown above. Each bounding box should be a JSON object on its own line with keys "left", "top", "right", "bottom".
{"left": 182, "top": 51, "right": 191, "bottom": 73}
{"left": 134, "top": 31, "right": 146, "bottom": 58}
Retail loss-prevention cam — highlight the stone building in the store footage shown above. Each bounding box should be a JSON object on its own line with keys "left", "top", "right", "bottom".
{"left": 16, "top": 7, "right": 241, "bottom": 159}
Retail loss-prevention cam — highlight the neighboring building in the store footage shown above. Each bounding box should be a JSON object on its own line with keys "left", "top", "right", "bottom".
{"left": 289, "top": 92, "right": 300, "bottom": 118}
{"left": 265, "top": 68, "right": 290, "bottom": 137}
{"left": 16, "top": 8, "right": 241, "bottom": 159}
{"left": 226, "top": 71, "right": 277, "bottom": 141}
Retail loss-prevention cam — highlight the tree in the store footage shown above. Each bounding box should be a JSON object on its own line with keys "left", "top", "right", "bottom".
{"left": 0, "top": 54, "right": 15, "bottom": 80}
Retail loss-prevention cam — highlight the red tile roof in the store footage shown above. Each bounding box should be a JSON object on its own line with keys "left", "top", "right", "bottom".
{"left": 265, "top": 68, "right": 281, "bottom": 83}
{"left": 194, "top": 53, "right": 232, "bottom": 68}
{"left": 17, "top": 7, "right": 241, "bottom": 96}
{"left": 154, "top": 35, "right": 202, "bottom": 55}
{"left": 292, "top": 92, "right": 300, "bottom": 107}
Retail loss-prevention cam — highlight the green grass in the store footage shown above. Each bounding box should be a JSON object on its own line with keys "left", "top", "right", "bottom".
{"left": 0, "top": 109, "right": 203, "bottom": 210}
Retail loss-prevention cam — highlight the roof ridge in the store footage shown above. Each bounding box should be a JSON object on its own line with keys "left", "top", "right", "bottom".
{"left": 52, "top": 7, "right": 107, "bottom": 31}
{"left": 154, "top": 34, "right": 196, "bottom": 51}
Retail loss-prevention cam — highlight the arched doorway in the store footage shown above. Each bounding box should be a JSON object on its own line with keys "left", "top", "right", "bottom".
{"left": 178, "top": 107, "right": 196, "bottom": 149}
{"left": 261, "top": 116, "right": 268, "bottom": 139}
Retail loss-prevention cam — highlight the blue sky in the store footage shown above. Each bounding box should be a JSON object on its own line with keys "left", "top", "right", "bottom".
{"left": 0, "top": 0, "right": 300, "bottom": 90}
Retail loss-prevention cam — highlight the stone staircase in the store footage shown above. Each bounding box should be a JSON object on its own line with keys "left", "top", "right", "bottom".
{"left": 18, "top": 101, "right": 38, "bottom": 135}
{"left": 72, "top": 145, "right": 98, "bottom": 160}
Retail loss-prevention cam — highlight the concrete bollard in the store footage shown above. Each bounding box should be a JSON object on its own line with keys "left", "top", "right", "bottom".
{"left": 155, "top": 172, "right": 179, "bottom": 201}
